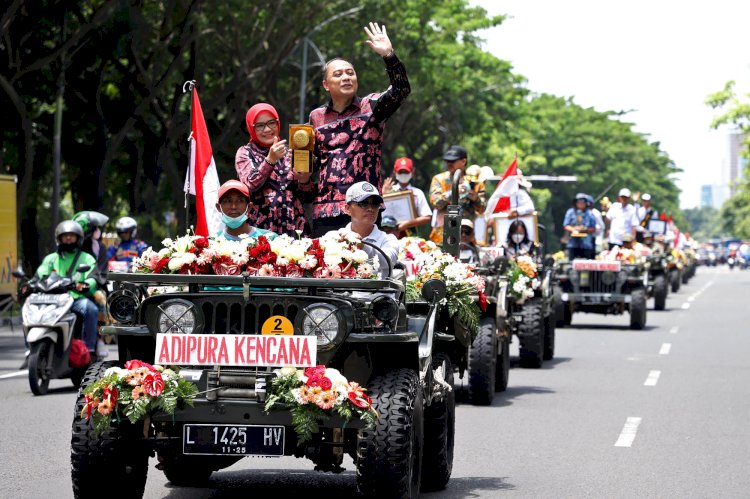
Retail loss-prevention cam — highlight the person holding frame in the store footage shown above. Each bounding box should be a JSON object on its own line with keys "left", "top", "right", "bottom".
{"left": 382, "top": 157, "right": 431, "bottom": 236}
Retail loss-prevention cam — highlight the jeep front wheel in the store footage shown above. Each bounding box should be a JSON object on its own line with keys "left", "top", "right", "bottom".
{"left": 629, "top": 289, "right": 647, "bottom": 330}
{"left": 357, "top": 368, "right": 423, "bottom": 498}
{"left": 71, "top": 361, "right": 149, "bottom": 499}
{"left": 518, "top": 298, "right": 544, "bottom": 368}
{"left": 158, "top": 454, "right": 214, "bottom": 486}
{"left": 468, "top": 317, "right": 497, "bottom": 405}
{"left": 670, "top": 269, "right": 681, "bottom": 293}
{"left": 495, "top": 333, "right": 510, "bottom": 392}
{"left": 543, "top": 313, "right": 556, "bottom": 361}
{"left": 653, "top": 275, "right": 667, "bottom": 311}
{"left": 421, "top": 354, "right": 455, "bottom": 492}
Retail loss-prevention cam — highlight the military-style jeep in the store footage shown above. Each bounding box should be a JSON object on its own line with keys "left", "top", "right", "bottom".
{"left": 70, "top": 258, "right": 455, "bottom": 498}
{"left": 554, "top": 259, "right": 647, "bottom": 330}
{"left": 645, "top": 246, "right": 669, "bottom": 311}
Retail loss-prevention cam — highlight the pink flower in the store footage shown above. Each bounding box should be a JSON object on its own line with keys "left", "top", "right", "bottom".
{"left": 315, "top": 391, "right": 336, "bottom": 410}
{"left": 97, "top": 396, "right": 114, "bottom": 415}
{"left": 313, "top": 267, "right": 334, "bottom": 279}
{"left": 283, "top": 263, "right": 303, "bottom": 278}
{"left": 125, "top": 359, "right": 155, "bottom": 372}
{"left": 131, "top": 385, "right": 145, "bottom": 400}
{"left": 257, "top": 264, "right": 279, "bottom": 277}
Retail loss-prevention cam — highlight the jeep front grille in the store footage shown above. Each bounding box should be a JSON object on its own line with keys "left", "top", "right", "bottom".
{"left": 577, "top": 271, "right": 618, "bottom": 294}
{"left": 198, "top": 299, "right": 300, "bottom": 334}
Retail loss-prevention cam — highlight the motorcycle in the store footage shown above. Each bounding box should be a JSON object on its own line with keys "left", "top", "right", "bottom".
{"left": 727, "top": 256, "right": 736, "bottom": 270}
{"left": 14, "top": 265, "right": 93, "bottom": 395}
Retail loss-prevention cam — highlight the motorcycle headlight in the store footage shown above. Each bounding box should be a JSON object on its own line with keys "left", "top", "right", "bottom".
{"left": 300, "top": 304, "right": 342, "bottom": 350}
{"left": 157, "top": 299, "right": 200, "bottom": 334}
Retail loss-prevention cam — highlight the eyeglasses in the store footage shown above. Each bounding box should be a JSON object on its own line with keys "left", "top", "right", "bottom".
{"left": 253, "top": 119, "right": 279, "bottom": 132}
{"left": 354, "top": 200, "right": 381, "bottom": 209}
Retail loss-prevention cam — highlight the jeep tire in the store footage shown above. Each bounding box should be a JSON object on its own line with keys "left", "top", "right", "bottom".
{"left": 71, "top": 360, "right": 149, "bottom": 499}
{"left": 629, "top": 289, "right": 647, "bottom": 330}
{"left": 357, "top": 368, "right": 423, "bottom": 498}
{"left": 468, "top": 317, "right": 497, "bottom": 405}
{"left": 518, "top": 298, "right": 544, "bottom": 368}
{"left": 159, "top": 455, "right": 214, "bottom": 486}
{"left": 543, "top": 313, "right": 556, "bottom": 361}
{"left": 670, "top": 269, "right": 681, "bottom": 293}
{"left": 653, "top": 275, "right": 667, "bottom": 311}
{"left": 421, "top": 354, "right": 455, "bottom": 492}
{"left": 553, "top": 286, "right": 566, "bottom": 328}
{"left": 495, "top": 334, "right": 510, "bottom": 392}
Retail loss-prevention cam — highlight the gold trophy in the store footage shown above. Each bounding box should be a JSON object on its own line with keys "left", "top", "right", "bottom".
{"left": 289, "top": 124, "right": 314, "bottom": 173}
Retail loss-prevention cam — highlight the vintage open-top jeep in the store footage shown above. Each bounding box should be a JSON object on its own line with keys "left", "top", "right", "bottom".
{"left": 70, "top": 254, "right": 456, "bottom": 498}
{"left": 554, "top": 258, "right": 647, "bottom": 330}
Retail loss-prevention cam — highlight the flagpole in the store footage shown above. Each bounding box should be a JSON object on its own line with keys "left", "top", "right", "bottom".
{"left": 183, "top": 80, "right": 196, "bottom": 234}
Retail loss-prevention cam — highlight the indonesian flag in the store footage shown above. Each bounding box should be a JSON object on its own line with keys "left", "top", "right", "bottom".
{"left": 485, "top": 156, "right": 519, "bottom": 216}
{"left": 184, "top": 88, "right": 221, "bottom": 236}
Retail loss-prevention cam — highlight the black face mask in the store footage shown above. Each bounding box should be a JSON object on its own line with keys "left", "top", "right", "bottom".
{"left": 57, "top": 242, "right": 78, "bottom": 254}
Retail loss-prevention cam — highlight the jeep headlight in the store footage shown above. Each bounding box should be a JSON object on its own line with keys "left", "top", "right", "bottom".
{"left": 601, "top": 271, "right": 616, "bottom": 285}
{"left": 372, "top": 295, "right": 399, "bottom": 323}
{"left": 157, "top": 299, "right": 199, "bottom": 334}
{"left": 108, "top": 289, "right": 139, "bottom": 325}
{"left": 300, "top": 304, "right": 341, "bottom": 349}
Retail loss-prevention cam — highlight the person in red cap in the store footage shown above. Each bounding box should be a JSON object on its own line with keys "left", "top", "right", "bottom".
{"left": 235, "top": 103, "right": 314, "bottom": 236}
{"left": 214, "top": 179, "right": 277, "bottom": 241}
{"left": 382, "top": 157, "right": 431, "bottom": 237}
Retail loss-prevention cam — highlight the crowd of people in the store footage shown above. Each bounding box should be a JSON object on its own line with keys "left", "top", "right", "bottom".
{"left": 28, "top": 21, "right": 690, "bottom": 366}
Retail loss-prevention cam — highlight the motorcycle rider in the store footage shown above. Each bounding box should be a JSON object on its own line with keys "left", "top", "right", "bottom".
{"left": 35, "top": 221, "right": 100, "bottom": 359}
{"left": 107, "top": 216, "right": 148, "bottom": 268}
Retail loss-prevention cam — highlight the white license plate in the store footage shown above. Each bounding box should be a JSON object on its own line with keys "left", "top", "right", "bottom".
{"left": 183, "top": 424, "right": 284, "bottom": 456}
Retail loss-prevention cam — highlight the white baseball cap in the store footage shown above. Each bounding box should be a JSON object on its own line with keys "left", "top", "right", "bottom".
{"left": 618, "top": 188, "right": 632, "bottom": 198}
{"left": 641, "top": 193, "right": 651, "bottom": 201}
{"left": 345, "top": 181, "right": 383, "bottom": 204}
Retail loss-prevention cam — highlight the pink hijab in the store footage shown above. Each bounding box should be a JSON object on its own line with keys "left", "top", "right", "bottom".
{"left": 245, "top": 103, "right": 280, "bottom": 145}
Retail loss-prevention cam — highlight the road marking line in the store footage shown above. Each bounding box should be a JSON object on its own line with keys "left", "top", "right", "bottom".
{"left": 659, "top": 343, "right": 672, "bottom": 355}
{"left": 688, "top": 296, "right": 696, "bottom": 302}
{"left": 644, "top": 370, "right": 661, "bottom": 386}
{"left": 0, "top": 370, "right": 28, "bottom": 380}
{"left": 669, "top": 326, "right": 679, "bottom": 334}
{"left": 615, "top": 417, "right": 642, "bottom": 447}
{"left": 681, "top": 303, "right": 691, "bottom": 310}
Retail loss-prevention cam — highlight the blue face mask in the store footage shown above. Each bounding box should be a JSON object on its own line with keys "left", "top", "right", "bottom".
{"left": 221, "top": 210, "right": 248, "bottom": 229}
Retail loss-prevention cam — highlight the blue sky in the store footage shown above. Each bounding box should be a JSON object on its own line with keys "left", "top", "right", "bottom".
{"left": 473, "top": 0, "right": 750, "bottom": 208}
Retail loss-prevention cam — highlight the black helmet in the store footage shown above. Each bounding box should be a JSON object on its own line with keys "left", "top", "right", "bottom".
{"left": 381, "top": 215, "right": 398, "bottom": 229}
{"left": 55, "top": 220, "right": 84, "bottom": 244}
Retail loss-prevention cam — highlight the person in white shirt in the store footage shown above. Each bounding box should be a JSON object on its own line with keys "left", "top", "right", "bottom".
{"left": 605, "top": 188, "right": 640, "bottom": 249}
{"left": 506, "top": 169, "right": 535, "bottom": 217}
{"left": 341, "top": 181, "right": 398, "bottom": 277}
{"left": 585, "top": 194, "right": 605, "bottom": 253}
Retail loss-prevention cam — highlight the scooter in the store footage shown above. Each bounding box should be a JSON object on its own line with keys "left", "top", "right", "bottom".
{"left": 14, "top": 265, "right": 92, "bottom": 395}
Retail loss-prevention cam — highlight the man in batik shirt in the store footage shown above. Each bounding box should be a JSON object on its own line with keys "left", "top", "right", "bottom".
{"left": 309, "top": 22, "right": 410, "bottom": 237}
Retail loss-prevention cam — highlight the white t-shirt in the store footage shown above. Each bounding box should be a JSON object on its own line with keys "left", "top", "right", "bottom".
{"left": 606, "top": 202, "right": 639, "bottom": 245}
{"left": 345, "top": 223, "right": 398, "bottom": 277}
{"left": 393, "top": 184, "right": 432, "bottom": 218}
{"left": 510, "top": 189, "right": 535, "bottom": 215}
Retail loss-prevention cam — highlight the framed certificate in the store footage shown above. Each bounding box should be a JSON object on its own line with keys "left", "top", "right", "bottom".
{"left": 382, "top": 190, "right": 417, "bottom": 223}
{"left": 647, "top": 219, "right": 667, "bottom": 235}
{"left": 487, "top": 212, "right": 538, "bottom": 246}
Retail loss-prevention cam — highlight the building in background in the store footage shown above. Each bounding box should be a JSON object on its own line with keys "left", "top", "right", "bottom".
{"left": 700, "top": 183, "right": 729, "bottom": 209}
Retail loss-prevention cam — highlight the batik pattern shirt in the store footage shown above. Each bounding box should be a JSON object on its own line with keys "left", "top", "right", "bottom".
{"left": 309, "top": 55, "right": 410, "bottom": 220}
{"left": 235, "top": 142, "right": 315, "bottom": 236}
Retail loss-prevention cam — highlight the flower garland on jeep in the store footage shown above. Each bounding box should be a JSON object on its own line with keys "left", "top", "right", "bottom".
{"left": 506, "top": 255, "right": 540, "bottom": 303}
{"left": 132, "top": 231, "right": 378, "bottom": 279}
{"left": 80, "top": 360, "right": 199, "bottom": 436}
{"left": 264, "top": 365, "right": 379, "bottom": 443}
{"left": 400, "top": 239, "right": 486, "bottom": 338}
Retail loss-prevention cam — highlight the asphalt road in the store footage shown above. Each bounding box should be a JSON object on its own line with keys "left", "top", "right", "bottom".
{"left": 1, "top": 265, "right": 748, "bottom": 498}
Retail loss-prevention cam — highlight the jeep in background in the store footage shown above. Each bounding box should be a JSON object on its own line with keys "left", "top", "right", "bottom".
{"left": 554, "top": 259, "right": 647, "bottom": 330}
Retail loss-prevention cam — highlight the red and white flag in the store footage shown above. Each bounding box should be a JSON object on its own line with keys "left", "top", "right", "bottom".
{"left": 184, "top": 88, "right": 221, "bottom": 236}
{"left": 485, "top": 156, "right": 519, "bottom": 216}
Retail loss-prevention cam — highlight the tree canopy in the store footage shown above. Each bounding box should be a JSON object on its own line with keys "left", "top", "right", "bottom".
{"left": 1, "top": 0, "right": 683, "bottom": 268}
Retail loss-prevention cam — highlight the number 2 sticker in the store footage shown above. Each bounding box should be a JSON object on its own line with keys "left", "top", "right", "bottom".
{"left": 261, "top": 315, "right": 294, "bottom": 335}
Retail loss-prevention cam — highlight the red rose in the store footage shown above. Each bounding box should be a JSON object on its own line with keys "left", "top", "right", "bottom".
{"left": 478, "top": 291, "right": 488, "bottom": 312}
{"left": 194, "top": 237, "right": 209, "bottom": 249}
{"left": 319, "top": 377, "right": 333, "bottom": 391}
{"left": 103, "top": 385, "right": 119, "bottom": 405}
{"left": 306, "top": 375, "right": 321, "bottom": 388}
{"left": 304, "top": 365, "right": 326, "bottom": 378}
{"left": 143, "top": 371, "right": 165, "bottom": 397}
{"left": 125, "top": 359, "right": 156, "bottom": 372}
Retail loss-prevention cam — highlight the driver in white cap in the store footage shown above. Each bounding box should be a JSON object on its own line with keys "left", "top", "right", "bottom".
{"left": 605, "top": 188, "right": 639, "bottom": 249}
{"left": 341, "top": 181, "right": 398, "bottom": 276}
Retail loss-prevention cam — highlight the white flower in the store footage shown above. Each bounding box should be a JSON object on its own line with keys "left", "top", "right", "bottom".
{"left": 351, "top": 249, "right": 369, "bottom": 263}
{"left": 279, "top": 366, "right": 298, "bottom": 377}
{"left": 104, "top": 366, "right": 129, "bottom": 378}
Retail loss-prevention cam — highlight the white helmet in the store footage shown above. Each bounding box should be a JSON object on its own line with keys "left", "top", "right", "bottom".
{"left": 116, "top": 216, "right": 138, "bottom": 237}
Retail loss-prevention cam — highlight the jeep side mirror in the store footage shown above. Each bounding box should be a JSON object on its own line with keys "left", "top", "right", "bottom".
{"left": 12, "top": 266, "right": 26, "bottom": 279}
{"left": 421, "top": 278, "right": 447, "bottom": 303}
